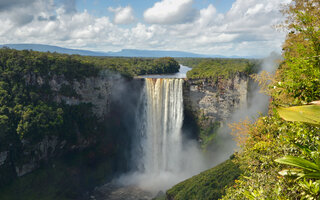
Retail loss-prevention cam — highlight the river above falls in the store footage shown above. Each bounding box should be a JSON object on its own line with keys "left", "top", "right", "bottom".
{"left": 138, "top": 65, "right": 191, "bottom": 79}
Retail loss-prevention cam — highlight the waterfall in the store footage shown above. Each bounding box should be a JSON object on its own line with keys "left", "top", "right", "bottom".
{"left": 117, "top": 77, "right": 206, "bottom": 193}
{"left": 141, "top": 78, "right": 184, "bottom": 174}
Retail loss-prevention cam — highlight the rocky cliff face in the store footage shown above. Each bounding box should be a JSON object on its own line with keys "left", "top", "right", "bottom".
{"left": 2, "top": 70, "right": 250, "bottom": 180}
{"left": 183, "top": 72, "right": 249, "bottom": 144}
{"left": 25, "top": 70, "right": 114, "bottom": 119}
{"left": 3, "top": 71, "right": 127, "bottom": 178}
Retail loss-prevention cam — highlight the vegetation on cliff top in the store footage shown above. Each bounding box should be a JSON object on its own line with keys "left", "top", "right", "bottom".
{"left": 184, "top": 58, "right": 260, "bottom": 80}
{"left": 0, "top": 48, "right": 180, "bottom": 78}
{"left": 74, "top": 55, "right": 180, "bottom": 77}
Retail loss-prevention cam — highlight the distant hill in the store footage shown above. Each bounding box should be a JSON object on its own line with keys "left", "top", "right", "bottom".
{"left": 0, "top": 44, "right": 255, "bottom": 58}
{"left": 107, "top": 49, "right": 212, "bottom": 57}
{"left": 0, "top": 44, "right": 107, "bottom": 56}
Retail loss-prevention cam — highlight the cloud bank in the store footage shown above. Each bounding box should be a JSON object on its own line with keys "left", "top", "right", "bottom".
{"left": 0, "top": 0, "right": 290, "bottom": 57}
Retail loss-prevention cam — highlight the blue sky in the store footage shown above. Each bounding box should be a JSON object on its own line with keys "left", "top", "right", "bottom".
{"left": 0, "top": 0, "right": 290, "bottom": 57}
{"left": 77, "top": 0, "right": 236, "bottom": 18}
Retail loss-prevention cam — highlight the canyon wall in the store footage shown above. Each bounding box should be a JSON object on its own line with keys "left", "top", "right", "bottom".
{"left": 183, "top": 72, "right": 249, "bottom": 145}
{"left": 0, "top": 71, "right": 143, "bottom": 182}
{"left": 0, "top": 71, "right": 250, "bottom": 185}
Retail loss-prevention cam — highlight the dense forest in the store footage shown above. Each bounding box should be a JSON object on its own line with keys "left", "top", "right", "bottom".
{"left": 175, "top": 57, "right": 207, "bottom": 68}
{"left": 166, "top": 0, "right": 320, "bottom": 199}
{"left": 0, "top": 48, "right": 180, "bottom": 77}
{"left": 176, "top": 57, "right": 260, "bottom": 80}
{"left": 185, "top": 58, "right": 259, "bottom": 80}
{"left": 74, "top": 55, "right": 180, "bottom": 77}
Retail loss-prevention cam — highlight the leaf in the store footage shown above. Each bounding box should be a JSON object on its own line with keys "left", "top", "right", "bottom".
{"left": 294, "top": 143, "right": 312, "bottom": 155}
{"left": 303, "top": 172, "right": 320, "bottom": 179}
{"left": 278, "top": 168, "right": 304, "bottom": 177}
{"left": 277, "top": 105, "right": 320, "bottom": 125}
{"left": 275, "top": 155, "right": 320, "bottom": 172}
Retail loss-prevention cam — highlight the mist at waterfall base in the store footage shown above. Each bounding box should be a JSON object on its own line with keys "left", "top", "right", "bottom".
{"left": 113, "top": 56, "right": 281, "bottom": 194}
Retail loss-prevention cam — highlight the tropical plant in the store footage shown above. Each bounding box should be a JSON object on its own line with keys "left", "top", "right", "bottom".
{"left": 275, "top": 103, "right": 320, "bottom": 199}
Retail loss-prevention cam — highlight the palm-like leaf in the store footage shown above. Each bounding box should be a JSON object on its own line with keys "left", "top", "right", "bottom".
{"left": 303, "top": 172, "right": 320, "bottom": 179}
{"left": 275, "top": 155, "right": 320, "bottom": 172}
{"left": 276, "top": 104, "right": 320, "bottom": 181}
{"left": 277, "top": 105, "right": 320, "bottom": 125}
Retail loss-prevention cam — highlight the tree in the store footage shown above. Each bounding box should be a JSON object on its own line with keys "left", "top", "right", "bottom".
{"left": 272, "top": 0, "right": 320, "bottom": 105}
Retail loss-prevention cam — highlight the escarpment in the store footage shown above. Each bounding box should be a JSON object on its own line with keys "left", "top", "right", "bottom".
{"left": 0, "top": 70, "right": 144, "bottom": 185}
{"left": 183, "top": 72, "right": 249, "bottom": 145}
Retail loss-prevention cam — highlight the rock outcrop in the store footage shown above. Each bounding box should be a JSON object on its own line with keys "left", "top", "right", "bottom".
{"left": 6, "top": 71, "right": 127, "bottom": 178}
{"left": 25, "top": 70, "right": 114, "bottom": 119}
{"left": 183, "top": 72, "right": 249, "bottom": 143}
{"left": 184, "top": 72, "right": 249, "bottom": 122}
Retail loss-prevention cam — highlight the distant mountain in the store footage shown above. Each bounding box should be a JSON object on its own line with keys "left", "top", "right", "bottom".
{"left": 107, "top": 49, "right": 213, "bottom": 58}
{"left": 0, "top": 44, "right": 107, "bottom": 56}
{"left": 0, "top": 44, "right": 256, "bottom": 58}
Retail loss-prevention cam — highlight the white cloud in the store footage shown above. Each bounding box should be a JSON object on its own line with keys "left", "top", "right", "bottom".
{"left": 144, "top": 0, "right": 197, "bottom": 24}
{"left": 0, "top": 0, "right": 291, "bottom": 57}
{"left": 108, "top": 6, "right": 135, "bottom": 25}
{"left": 197, "top": 4, "right": 224, "bottom": 27}
{"left": 246, "top": 4, "right": 264, "bottom": 16}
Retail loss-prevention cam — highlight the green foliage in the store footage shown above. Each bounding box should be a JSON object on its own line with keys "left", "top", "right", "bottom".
{"left": 166, "top": 159, "right": 241, "bottom": 200}
{"left": 276, "top": 156, "right": 320, "bottom": 178}
{"left": 153, "top": 57, "right": 180, "bottom": 74}
{"left": 199, "top": 121, "right": 220, "bottom": 149}
{"left": 273, "top": 104, "right": 320, "bottom": 200}
{"left": 222, "top": 1, "right": 320, "bottom": 199}
{"left": 175, "top": 57, "right": 209, "bottom": 68}
{"left": 16, "top": 103, "right": 63, "bottom": 141}
{"left": 0, "top": 150, "right": 113, "bottom": 200}
{"left": 299, "top": 179, "right": 320, "bottom": 200}
{"left": 186, "top": 59, "right": 260, "bottom": 80}
{"left": 0, "top": 48, "right": 180, "bottom": 79}
{"left": 0, "top": 48, "right": 104, "bottom": 150}
{"left": 222, "top": 115, "right": 319, "bottom": 199}
{"left": 270, "top": 0, "right": 320, "bottom": 106}
{"left": 74, "top": 55, "right": 180, "bottom": 77}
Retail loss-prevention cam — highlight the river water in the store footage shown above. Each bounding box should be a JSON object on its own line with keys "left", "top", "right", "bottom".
{"left": 138, "top": 65, "right": 191, "bottom": 79}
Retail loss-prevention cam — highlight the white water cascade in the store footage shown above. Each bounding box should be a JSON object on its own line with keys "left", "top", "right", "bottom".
{"left": 117, "top": 77, "right": 205, "bottom": 193}
{"left": 143, "top": 78, "right": 184, "bottom": 173}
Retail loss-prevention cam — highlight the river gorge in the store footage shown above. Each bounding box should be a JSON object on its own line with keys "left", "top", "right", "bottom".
{"left": 91, "top": 66, "right": 263, "bottom": 199}
{"left": 0, "top": 64, "right": 267, "bottom": 200}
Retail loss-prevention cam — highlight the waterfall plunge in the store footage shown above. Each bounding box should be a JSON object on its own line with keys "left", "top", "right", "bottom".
{"left": 116, "top": 77, "right": 206, "bottom": 193}
{"left": 143, "top": 78, "right": 184, "bottom": 173}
